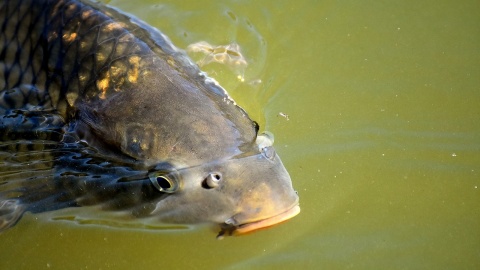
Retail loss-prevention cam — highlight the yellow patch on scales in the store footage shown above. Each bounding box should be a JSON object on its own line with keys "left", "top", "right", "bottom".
{"left": 128, "top": 56, "right": 140, "bottom": 83}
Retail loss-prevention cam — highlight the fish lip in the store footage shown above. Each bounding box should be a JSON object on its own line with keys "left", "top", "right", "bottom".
{"left": 233, "top": 204, "right": 301, "bottom": 235}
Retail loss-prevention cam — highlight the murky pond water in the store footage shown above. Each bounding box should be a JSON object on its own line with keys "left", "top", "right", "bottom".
{"left": 1, "top": 0, "right": 479, "bottom": 269}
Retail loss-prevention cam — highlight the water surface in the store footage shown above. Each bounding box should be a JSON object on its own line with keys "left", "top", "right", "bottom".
{"left": 1, "top": 0, "right": 479, "bottom": 269}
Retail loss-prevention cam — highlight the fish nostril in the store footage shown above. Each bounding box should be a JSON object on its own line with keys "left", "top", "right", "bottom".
{"left": 202, "top": 173, "right": 222, "bottom": 189}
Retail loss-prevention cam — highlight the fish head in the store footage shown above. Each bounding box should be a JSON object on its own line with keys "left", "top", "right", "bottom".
{"left": 147, "top": 132, "right": 300, "bottom": 235}
{"left": 75, "top": 71, "right": 299, "bottom": 234}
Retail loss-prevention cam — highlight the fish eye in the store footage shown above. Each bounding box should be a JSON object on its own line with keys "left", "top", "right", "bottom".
{"left": 149, "top": 172, "right": 179, "bottom": 193}
{"left": 261, "top": 146, "right": 276, "bottom": 160}
{"left": 202, "top": 173, "right": 222, "bottom": 189}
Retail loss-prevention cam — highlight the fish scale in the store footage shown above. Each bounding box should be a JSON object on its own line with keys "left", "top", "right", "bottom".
{"left": 1, "top": 0, "right": 150, "bottom": 113}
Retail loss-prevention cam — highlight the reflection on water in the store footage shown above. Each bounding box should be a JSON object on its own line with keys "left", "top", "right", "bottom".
{"left": 1, "top": 0, "right": 480, "bottom": 269}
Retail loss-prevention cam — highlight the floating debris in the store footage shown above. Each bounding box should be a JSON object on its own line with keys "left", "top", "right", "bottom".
{"left": 278, "top": 112, "right": 290, "bottom": 120}
{"left": 187, "top": 41, "right": 247, "bottom": 68}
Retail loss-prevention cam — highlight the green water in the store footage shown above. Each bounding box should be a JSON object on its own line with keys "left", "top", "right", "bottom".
{"left": 1, "top": 0, "right": 479, "bottom": 269}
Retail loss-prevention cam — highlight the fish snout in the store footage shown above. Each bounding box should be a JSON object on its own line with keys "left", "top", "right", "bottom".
{"left": 222, "top": 174, "right": 300, "bottom": 236}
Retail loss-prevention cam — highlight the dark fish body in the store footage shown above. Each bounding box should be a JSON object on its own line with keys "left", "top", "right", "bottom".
{"left": 0, "top": 0, "right": 299, "bottom": 235}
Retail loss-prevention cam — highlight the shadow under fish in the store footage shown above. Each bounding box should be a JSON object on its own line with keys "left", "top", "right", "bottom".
{"left": 0, "top": 0, "right": 300, "bottom": 237}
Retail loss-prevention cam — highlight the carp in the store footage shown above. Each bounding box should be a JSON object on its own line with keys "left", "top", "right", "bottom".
{"left": 0, "top": 0, "right": 299, "bottom": 236}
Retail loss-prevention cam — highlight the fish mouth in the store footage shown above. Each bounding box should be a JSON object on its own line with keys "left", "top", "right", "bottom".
{"left": 235, "top": 204, "right": 300, "bottom": 234}
{"left": 217, "top": 204, "right": 300, "bottom": 238}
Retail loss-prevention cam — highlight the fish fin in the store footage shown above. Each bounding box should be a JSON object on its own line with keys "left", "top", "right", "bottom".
{"left": 0, "top": 86, "right": 64, "bottom": 139}
{"left": 0, "top": 199, "right": 27, "bottom": 232}
{"left": 0, "top": 86, "right": 52, "bottom": 112}
{"left": 0, "top": 108, "right": 65, "bottom": 142}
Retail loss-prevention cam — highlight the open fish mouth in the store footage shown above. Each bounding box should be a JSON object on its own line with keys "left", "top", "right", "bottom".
{"left": 217, "top": 204, "right": 300, "bottom": 239}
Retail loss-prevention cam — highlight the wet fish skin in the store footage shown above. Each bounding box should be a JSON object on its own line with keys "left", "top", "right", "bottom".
{"left": 0, "top": 0, "right": 299, "bottom": 233}
{"left": 2, "top": 0, "right": 255, "bottom": 162}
